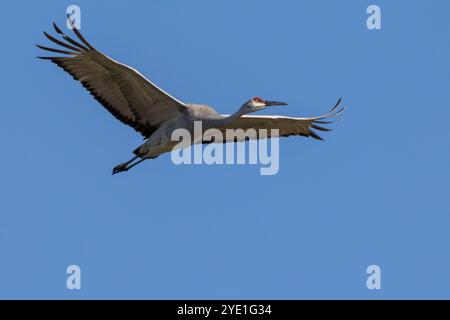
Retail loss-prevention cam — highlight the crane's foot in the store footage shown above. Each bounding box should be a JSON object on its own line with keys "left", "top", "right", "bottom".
{"left": 112, "top": 156, "right": 148, "bottom": 175}
{"left": 112, "top": 163, "right": 129, "bottom": 175}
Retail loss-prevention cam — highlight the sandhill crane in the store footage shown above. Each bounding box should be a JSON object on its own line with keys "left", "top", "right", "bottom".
{"left": 37, "top": 20, "right": 345, "bottom": 175}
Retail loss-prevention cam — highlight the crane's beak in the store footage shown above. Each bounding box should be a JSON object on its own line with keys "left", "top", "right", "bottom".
{"left": 265, "top": 100, "right": 288, "bottom": 106}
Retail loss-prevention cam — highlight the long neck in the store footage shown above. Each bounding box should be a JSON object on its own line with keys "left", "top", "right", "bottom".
{"left": 213, "top": 105, "right": 248, "bottom": 128}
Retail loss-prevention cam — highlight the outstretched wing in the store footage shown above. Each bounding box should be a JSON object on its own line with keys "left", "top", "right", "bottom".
{"left": 208, "top": 99, "right": 345, "bottom": 143}
{"left": 37, "top": 20, "right": 187, "bottom": 137}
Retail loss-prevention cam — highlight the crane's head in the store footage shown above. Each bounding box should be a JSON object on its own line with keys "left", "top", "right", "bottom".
{"left": 245, "top": 97, "right": 288, "bottom": 112}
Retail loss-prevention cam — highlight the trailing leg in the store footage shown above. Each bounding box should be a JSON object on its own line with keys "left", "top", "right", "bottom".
{"left": 112, "top": 156, "right": 140, "bottom": 175}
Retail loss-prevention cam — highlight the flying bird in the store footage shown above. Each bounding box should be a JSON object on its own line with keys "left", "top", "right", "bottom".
{"left": 37, "top": 20, "right": 345, "bottom": 175}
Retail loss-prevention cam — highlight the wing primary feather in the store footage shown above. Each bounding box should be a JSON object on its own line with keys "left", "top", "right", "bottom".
{"left": 52, "top": 22, "right": 91, "bottom": 52}
{"left": 36, "top": 44, "right": 75, "bottom": 55}
{"left": 333, "top": 98, "right": 342, "bottom": 110}
{"left": 311, "top": 124, "right": 332, "bottom": 132}
{"left": 67, "top": 15, "right": 96, "bottom": 51}
{"left": 308, "top": 98, "right": 344, "bottom": 121}
{"left": 52, "top": 22, "right": 64, "bottom": 35}
{"left": 309, "top": 130, "right": 324, "bottom": 141}
{"left": 326, "top": 98, "right": 342, "bottom": 115}
{"left": 332, "top": 107, "right": 346, "bottom": 118}
{"left": 37, "top": 56, "right": 58, "bottom": 60}
{"left": 314, "top": 120, "right": 333, "bottom": 124}
{"left": 72, "top": 28, "right": 95, "bottom": 51}
{"left": 61, "top": 34, "right": 90, "bottom": 51}
{"left": 43, "top": 31, "right": 83, "bottom": 52}
{"left": 321, "top": 98, "right": 342, "bottom": 117}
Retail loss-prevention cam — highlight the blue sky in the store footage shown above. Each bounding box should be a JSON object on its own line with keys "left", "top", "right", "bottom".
{"left": 1, "top": 0, "right": 450, "bottom": 299}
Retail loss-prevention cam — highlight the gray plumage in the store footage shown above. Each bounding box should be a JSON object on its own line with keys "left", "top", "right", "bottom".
{"left": 37, "top": 20, "right": 345, "bottom": 174}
